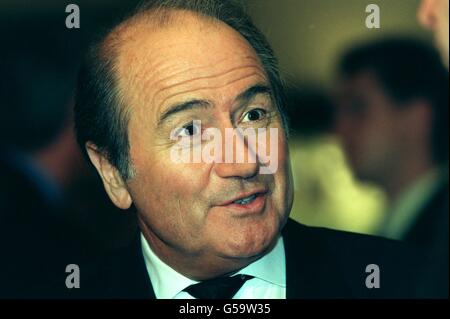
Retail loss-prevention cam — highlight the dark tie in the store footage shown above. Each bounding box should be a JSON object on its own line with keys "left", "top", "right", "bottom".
{"left": 183, "top": 274, "right": 253, "bottom": 299}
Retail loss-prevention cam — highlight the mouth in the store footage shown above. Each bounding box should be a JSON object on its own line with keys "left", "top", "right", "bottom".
{"left": 233, "top": 193, "right": 260, "bottom": 205}
{"left": 217, "top": 190, "right": 269, "bottom": 215}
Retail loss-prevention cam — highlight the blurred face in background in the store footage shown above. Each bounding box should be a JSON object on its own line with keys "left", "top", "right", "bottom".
{"left": 334, "top": 71, "right": 430, "bottom": 185}
{"left": 418, "top": 0, "right": 450, "bottom": 67}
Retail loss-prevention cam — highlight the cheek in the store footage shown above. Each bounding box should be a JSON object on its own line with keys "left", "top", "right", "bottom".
{"left": 272, "top": 133, "right": 293, "bottom": 215}
{"left": 359, "top": 129, "right": 389, "bottom": 157}
{"left": 130, "top": 145, "right": 212, "bottom": 229}
{"left": 359, "top": 111, "right": 393, "bottom": 145}
{"left": 361, "top": 126, "right": 397, "bottom": 163}
{"left": 360, "top": 122, "right": 383, "bottom": 145}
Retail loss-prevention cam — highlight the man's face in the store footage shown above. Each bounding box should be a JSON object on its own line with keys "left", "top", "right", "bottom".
{"left": 115, "top": 14, "right": 293, "bottom": 263}
{"left": 418, "top": 0, "right": 449, "bottom": 67}
{"left": 334, "top": 72, "right": 409, "bottom": 183}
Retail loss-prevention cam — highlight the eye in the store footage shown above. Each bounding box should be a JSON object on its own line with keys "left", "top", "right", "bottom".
{"left": 175, "top": 121, "right": 201, "bottom": 137}
{"left": 242, "top": 108, "right": 267, "bottom": 123}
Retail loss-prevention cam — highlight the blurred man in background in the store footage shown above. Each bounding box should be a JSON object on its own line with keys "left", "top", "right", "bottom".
{"left": 0, "top": 10, "right": 137, "bottom": 298}
{"left": 335, "top": 38, "right": 448, "bottom": 245}
{"left": 334, "top": 38, "right": 448, "bottom": 297}
{"left": 0, "top": 19, "right": 89, "bottom": 297}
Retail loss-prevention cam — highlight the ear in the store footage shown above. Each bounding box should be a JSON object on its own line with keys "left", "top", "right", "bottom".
{"left": 397, "top": 100, "right": 432, "bottom": 148}
{"left": 86, "top": 142, "right": 132, "bottom": 210}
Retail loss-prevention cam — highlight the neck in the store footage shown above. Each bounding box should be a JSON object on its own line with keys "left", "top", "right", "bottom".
{"left": 383, "top": 155, "right": 435, "bottom": 202}
{"left": 138, "top": 216, "right": 259, "bottom": 281}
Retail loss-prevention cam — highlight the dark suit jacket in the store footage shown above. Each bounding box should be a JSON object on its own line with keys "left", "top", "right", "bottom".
{"left": 77, "top": 219, "right": 423, "bottom": 299}
{"left": 0, "top": 152, "right": 83, "bottom": 298}
{"left": 404, "top": 182, "right": 449, "bottom": 298}
{"left": 404, "top": 182, "right": 449, "bottom": 247}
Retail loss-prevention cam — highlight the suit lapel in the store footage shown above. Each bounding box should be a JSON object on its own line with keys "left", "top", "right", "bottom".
{"left": 283, "top": 220, "right": 354, "bottom": 298}
{"left": 103, "top": 233, "right": 156, "bottom": 299}
{"left": 128, "top": 234, "right": 157, "bottom": 299}
{"left": 404, "top": 182, "right": 449, "bottom": 245}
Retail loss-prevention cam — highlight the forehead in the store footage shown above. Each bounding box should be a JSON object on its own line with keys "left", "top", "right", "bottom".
{"left": 113, "top": 12, "right": 268, "bottom": 119}
{"left": 340, "top": 71, "right": 383, "bottom": 93}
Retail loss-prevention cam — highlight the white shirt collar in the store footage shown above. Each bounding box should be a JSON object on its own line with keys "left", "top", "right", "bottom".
{"left": 141, "top": 233, "right": 286, "bottom": 299}
{"left": 235, "top": 236, "right": 286, "bottom": 287}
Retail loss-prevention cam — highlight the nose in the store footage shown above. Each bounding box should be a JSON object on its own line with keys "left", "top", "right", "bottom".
{"left": 215, "top": 161, "right": 259, "bottom": 179}
{"left": 417, "top": 0, "right": 436, "bottom": 29}
{"left": 214, "top": 128, "right": 260, "bottom": 179}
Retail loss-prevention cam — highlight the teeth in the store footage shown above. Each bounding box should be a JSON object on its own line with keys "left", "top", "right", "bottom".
{"left": 234, "top": 194, "right": 257, "bottom": 205}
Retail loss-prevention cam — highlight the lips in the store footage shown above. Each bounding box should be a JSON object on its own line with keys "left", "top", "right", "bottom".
{"left": 233, "top": 194, "right": 258, "bottom": 205}
{"left": 216, "top": 189, "right": 268, "bottom": 216}
{"left": 218, "top": 189, "right": 268, "bottom": 206}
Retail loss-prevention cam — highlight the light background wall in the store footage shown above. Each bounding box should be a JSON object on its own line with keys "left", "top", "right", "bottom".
{"left": 247, "top": 0, "right": 429, "bottom": 87}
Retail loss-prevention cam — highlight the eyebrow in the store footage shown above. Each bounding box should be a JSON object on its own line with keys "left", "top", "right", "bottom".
{"left": 157, "top": 83, "right": 272, "bottom": 127}
{"left": 235, "top": 83, "right": 272, "bottom": 103}
{"left": 158, "top": 99, "right": 211, "bottom": 127}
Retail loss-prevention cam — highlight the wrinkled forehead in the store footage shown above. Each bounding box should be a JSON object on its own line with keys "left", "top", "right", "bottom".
{"left": 110, "top": 11, "right": 267, "bottom": 117}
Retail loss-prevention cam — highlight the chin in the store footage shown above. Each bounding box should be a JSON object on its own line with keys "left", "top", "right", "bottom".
{"left": 223, "top": 245, "right": 269, "bottom": 260}
{"left": 221, "top": 221, "right": 280, "bottom": 259}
